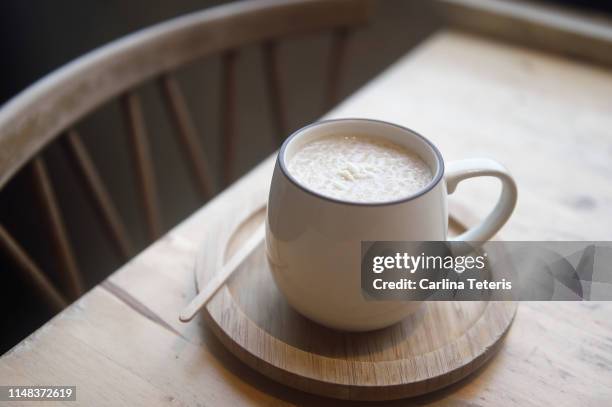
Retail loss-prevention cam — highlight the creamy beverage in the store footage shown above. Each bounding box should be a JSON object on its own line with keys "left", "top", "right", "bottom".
{"left": 269, "top": 119, "right": 517, "bottom": 331}
{"left": 286, "top": 134, "right": 433, "bottom": 203}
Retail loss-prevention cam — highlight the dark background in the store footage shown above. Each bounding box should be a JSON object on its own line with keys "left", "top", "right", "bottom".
{"left": 0, "top": 0, "right": 609, "bottom": 354}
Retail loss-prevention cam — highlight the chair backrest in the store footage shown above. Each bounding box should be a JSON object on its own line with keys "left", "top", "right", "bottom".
{"left": 0, "top": 0, "right": 372, "bottom": 311}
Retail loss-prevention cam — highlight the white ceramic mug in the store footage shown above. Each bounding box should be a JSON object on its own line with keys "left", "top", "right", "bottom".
{"left": 266, "top": 119, "right": 517, "bottom": 331}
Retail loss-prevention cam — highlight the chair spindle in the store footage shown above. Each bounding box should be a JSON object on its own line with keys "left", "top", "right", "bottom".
{"left": 0, "top": 224, "right": 68, "bottom": 311}
{"left": 121, "top": 91, "right": 163, "bottom": 241}
{"left": 262, "top": 40, "right": 288, "bottom": 144}
{"left": 325, "top": 27, "right": 351, "bottom": 112}
{"left": 220, "top": 50, "right": 238, "bottom": 186}
{"left": 62, "top": 129, "right": 134, "bottom": 260}
{"left": 31, "top": 157, "right": 84, "bottom": 298}
{"left": 158, "top": 74, "right": 214, "bottom": 199}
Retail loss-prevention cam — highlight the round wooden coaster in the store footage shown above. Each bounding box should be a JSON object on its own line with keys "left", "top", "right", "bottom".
{"left": 195, "top": 201, "right": 517, "bottom": 401}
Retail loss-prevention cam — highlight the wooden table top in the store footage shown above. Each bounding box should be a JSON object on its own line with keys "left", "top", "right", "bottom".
{"left": 2, "top": 30, "right": 612, "bottom": 406}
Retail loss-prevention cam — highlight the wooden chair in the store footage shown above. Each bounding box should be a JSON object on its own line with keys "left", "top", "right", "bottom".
{"left": 0, "top": 0, "right": 372, "bottom": 312}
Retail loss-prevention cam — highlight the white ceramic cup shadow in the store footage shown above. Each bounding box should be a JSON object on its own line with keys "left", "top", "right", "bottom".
{"left": 266, "top": 119, "right": 517, "bottom": 331}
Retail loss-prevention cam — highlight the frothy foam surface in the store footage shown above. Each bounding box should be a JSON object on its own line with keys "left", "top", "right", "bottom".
{"left": 286, "top": 134, "right": 433, "bottom": 203}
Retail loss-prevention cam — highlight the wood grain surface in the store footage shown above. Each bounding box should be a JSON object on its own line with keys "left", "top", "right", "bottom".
{"left": 1, "top": 31, "right": 612, "bottom": 406}
{"left": 194, "top": 197, "right": 517, "bottom": 400}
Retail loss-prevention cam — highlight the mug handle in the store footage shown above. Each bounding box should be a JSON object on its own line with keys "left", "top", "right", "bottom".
{"left": 445, "top": 158, "right": 518, "bottom": 242}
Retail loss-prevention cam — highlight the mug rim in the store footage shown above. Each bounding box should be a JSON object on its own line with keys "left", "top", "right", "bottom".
{"left": 277, "top": 118, "right": 445, "bottom": 207}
